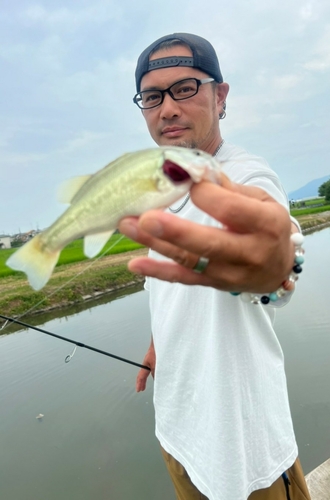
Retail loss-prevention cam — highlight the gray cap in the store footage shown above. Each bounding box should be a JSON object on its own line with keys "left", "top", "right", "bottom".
{"left": 135, "top": 33, "right": 223, "bottom": 92}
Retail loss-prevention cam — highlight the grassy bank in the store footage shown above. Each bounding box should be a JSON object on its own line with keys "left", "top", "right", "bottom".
{"left": 291, "top": 205, "right": 330, "bottom": 218}
{"left": 0, "top": 233, "right": 147, "bottom": 318}
{"left": 293, "top": 210, "right": 330, "bottom": 231}
{"left": 1, "top": 207, "right": 330, "bottom": 320}
{"left": 0, "top": 248, "right": 148, "bottom": 318}
{"left": 0, "top": 229, "right": 146, "bottom": 316}
{"left": 0, "top": 234, "right": 144, "bottom": 278}
{"left": 288, "top": 197, "right": 330, "bottom": 230}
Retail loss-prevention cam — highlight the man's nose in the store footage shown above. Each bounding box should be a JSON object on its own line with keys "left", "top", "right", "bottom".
{"left": 159, "top": 92, "right": 182, "bottom": 119}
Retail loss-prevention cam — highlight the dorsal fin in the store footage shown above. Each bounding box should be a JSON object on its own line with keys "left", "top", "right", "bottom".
{"left": 57, "top": 175, "right": 92, "bottom": 204}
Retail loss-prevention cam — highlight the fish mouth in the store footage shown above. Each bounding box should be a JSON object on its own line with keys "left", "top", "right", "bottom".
{"left": 162, "top": 160, "right": 191, "bottom": 183}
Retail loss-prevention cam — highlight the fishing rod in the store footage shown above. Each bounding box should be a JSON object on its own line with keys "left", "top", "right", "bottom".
{"left": 0, "top": 314, "right": 151, "bottom": 371}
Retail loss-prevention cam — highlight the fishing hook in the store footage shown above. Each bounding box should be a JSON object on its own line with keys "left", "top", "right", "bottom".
{"left": 65, "top": 345, "right": 77, "bottom": 363}
{"left": 0, "top": 314, "right": 151, "bottom": 371}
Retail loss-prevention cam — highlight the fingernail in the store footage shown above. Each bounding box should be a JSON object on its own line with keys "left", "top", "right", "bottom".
{"left": 140, "top": 218, "right": 163, "bottom": 237}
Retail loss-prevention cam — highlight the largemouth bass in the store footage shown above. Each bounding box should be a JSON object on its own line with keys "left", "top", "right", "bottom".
{"left": 7, "top": 146, "right": 221, "bottom": 290}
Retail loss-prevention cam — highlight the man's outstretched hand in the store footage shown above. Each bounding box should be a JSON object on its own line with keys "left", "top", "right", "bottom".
{"left": 119, "top": 174, "right": 296, "bottom": 294}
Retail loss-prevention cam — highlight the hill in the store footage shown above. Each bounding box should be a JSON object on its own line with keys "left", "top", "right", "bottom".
{"left": 288, "top": 175, "right": 330, "bottom": 200}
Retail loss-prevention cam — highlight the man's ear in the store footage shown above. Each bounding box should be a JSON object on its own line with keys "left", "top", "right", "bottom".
{"left": 216, "top": 82, "right": 229, "bottom": 114}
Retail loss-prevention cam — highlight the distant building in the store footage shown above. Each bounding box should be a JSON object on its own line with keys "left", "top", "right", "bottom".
{"left": 0, "top": 235, "right": 11, "bottom": 249}
{"left": 11, "top": 230, "right": 38, "bottom": 246}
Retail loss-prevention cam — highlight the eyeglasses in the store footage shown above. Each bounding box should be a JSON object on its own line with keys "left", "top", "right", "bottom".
{"left": 133, "top": 77, "right": 215, "bottom": 109}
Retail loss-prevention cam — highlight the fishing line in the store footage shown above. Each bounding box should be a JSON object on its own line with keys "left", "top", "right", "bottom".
{"left": 0, "top": 314, "right": 151, "bottom": 371}
{"left": 4, "top": 234, "right": 126, "bottom": 327}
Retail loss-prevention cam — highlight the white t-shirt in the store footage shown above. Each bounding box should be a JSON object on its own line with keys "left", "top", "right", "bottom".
{"left": 146, "top": 143, "right": 298, "bottom": 500}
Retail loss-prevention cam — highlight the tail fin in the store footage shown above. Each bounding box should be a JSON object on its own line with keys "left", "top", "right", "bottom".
{"left": 6, "top": 234, "right": 60, "bottom": 290}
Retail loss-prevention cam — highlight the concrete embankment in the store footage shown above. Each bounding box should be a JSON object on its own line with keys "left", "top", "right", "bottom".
{"left": 305, "top": 459, "right": 330, "bottom": 500}
{"left": 302, "top": 221, "right": 330, "bottom": 235}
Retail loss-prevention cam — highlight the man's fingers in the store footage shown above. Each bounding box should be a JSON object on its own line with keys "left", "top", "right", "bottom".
{"left": 136, "top": 367, "right": 151, "bottom": 392}
{"left": 190, "top": 180, "right": 284, "bottom": 234}
{"left": 218, "top": 172, "right": 274, "bottom": 201}
{"left": 120, "top": 217, "right": 201, "bottom": 269}
{"left": 136, "top": 210, "right": 256, "bottom": 266}
{"left": 128, "top": 256, "right": 230, "bottom": 289}
{"left": 121, "top": 176, "right": 293, "bottom": 292}
{"left": 120, "top": 179, "right": 287, "bottom": 268}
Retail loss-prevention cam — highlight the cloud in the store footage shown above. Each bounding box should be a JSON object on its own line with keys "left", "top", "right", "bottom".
{"left": 273, "top": 74, "right": 303, "bottom": 91}
{"left": 22, "top": 3, "right": 123, "bottom": 30}
{"left": 303, "top": 24, "right": 330, "bottom": 71}
{"left": 0, "top": 0, "right": 329, "bottom": 233}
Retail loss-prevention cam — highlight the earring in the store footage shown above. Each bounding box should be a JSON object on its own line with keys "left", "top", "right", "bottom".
{"left": 219, "top": 101, "right": 226, "bottom": 119}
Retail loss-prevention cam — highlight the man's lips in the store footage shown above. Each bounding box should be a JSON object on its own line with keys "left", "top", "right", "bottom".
{"left": 161, "top": 126, "right": 188, "bottom": 137}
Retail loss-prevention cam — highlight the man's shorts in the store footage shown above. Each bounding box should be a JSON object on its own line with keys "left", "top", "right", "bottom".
{"left": 160, "top": 447, "right": 311, "bottom": 500}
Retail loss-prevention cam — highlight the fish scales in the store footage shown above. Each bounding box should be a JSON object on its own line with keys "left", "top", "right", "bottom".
{"left": 43, "top": 152, "right": 166, "bottom": 252}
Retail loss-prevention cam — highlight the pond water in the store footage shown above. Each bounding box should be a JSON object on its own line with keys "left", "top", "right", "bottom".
{"left": 0, "top": 228, "right": 329, "bottom": 499}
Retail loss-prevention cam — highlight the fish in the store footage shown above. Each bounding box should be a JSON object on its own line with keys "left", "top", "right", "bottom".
{"left": 6, "top": 146, "right": 221, "bottom": 290}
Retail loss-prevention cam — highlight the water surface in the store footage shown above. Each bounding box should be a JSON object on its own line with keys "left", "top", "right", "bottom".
{"left": 0, "top": 228, "right": 329, "bottom": 499}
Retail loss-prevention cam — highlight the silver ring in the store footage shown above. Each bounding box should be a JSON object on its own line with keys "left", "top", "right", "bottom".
{"left": 193, "top": 256, "right": 209, "bottom": 274}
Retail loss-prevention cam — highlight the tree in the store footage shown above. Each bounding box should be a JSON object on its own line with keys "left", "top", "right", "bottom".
{"left": 318, "top": 179, "right": 330, "bottom": 201}
{"left": 325, "top": 183, "right": 330, "bottom": 203}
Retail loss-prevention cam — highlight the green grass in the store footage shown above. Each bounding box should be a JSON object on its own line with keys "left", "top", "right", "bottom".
{"left": 0, "top": 234, "right": 144, "bottom": 278}
{"left": 56, "top": 234, "right": 143, "bottom": 264}
{"left": 2, "top": 199, "right": 329, "bottom": 279}
{"left": 290, "top": 197, "right": 328, "bottom": 210}
{"left": 290, "top": 204, "right": 330, "bottom": 217}
{"left": 0, "top": 264, "right": 143, "bottom": 318}
{"left": 300, "top": 198, "right": 324, "bottom": 207}
{"left": 0, "top": 248, "right": 15, "bottom": 277}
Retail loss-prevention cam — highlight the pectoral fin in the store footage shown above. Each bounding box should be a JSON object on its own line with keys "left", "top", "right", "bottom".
{"left": 84, "top": 230, "right": 115, "bottom": 258}
{"left": 57, "top": 175, "right": 92, "bottom": 204}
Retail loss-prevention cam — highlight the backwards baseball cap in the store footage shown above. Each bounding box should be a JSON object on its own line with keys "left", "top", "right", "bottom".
{"left": 135, "top": 33, "right": 223, "bottom": 92}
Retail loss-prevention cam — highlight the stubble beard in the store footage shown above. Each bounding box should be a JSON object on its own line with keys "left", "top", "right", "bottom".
{"left": 168, "top": 139, "right": 199, "bottom": 149}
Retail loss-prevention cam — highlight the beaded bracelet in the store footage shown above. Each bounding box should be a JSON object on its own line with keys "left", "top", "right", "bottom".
{"left": 230, "top": 233, "right": 305, "bottom": 305}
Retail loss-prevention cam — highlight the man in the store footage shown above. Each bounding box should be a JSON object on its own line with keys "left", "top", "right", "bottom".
{"left": 119, "top": 33, "right": 310, "bottom": 500}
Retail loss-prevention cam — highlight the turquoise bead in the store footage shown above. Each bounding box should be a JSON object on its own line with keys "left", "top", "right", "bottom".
{"left": 269, "top": 292, "right": 278, "bottom": 302}
{"left": 230, "top": 292, "right": 241, "bottom": 296}
{"left": 295, "top": 255, "right": 304, "bottom": 265}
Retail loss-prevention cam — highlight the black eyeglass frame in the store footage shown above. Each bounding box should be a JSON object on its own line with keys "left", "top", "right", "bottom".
{"left": 133, "top": 77, "right": 215, "bottom": 109}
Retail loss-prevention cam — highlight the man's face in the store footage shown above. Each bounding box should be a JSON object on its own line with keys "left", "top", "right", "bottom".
{"left": 139, "top": 46, "right": 228, "bottom": 154}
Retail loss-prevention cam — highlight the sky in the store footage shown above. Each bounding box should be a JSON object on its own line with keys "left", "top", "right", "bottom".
{"left": 1, "top": 0, "right": 329, "bottom": 234}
